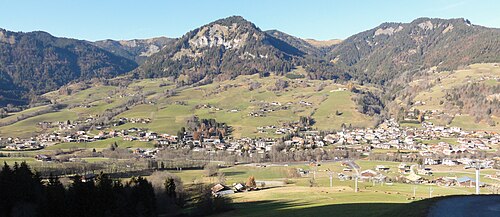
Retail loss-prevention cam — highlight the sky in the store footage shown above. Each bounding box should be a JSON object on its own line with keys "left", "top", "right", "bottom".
{"left": 1, "top": 0, "right": 499, "bottom": 41}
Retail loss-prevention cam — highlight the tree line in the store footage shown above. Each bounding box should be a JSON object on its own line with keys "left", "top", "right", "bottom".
{"left": 0, "top": 162, "right": 231, "bottom": 217}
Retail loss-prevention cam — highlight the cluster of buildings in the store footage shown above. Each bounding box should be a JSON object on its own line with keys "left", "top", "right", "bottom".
{"left": 323, "top": 119, "right": 498, "bottom": 159}
{"left": 1, "top": 119, "right": 498, "bottom": 169}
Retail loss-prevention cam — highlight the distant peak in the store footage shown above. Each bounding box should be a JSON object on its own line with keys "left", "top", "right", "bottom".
{"left": 211, "top": 15, "right": 255, "bottom": 27}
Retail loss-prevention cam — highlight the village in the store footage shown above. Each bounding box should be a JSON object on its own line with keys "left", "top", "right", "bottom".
{"left": 1, "top": 116, "right": 498, "bottom": 163}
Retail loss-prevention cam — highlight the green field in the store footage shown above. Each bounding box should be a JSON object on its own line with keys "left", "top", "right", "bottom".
{"left": 1, "top": 74, "right": 373, "bottom": 139}
{"left": 160, "top": 160, "right": 495, "bottom": 217}
{"left": 45, "top": 137, "right": 155, "bottom": 151}
{"left": 0, "top": 110, "right": 77, "bottom": 138}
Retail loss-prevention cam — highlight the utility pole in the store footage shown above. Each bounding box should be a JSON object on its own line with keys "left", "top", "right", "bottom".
{"left": 355, "top": 176, "right": 359, "bottom": 192}
{"left": 327, "top": 169, "right": 334, "bottom": 188}
{"left": 475, "top": 165, "right": 480, "bottom": 195}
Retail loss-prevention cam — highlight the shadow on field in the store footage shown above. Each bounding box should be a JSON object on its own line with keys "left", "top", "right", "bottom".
{"left": 215, "top": 198, "right": 439, "bottom": 217}
{"left": 223, "top": 171, "right": 246, "bottom": 176}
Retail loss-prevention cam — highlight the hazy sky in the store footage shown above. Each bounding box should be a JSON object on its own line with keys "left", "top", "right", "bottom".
{"left": 1, "top": 0, "right": 499, "bottom": 41}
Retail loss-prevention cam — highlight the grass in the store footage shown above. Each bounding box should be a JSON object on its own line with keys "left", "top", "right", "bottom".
{"left": 179, "top": 160, "right": 491, "bottom": 217}
{"left": 450, "top": 115, "right": 500, "bottom": 131}
{"left": 38, "top": 74, "right": 371, "bottom": 139}
{"left": 45, "top": 137, "right": 155, "bottom": 151}
{"left": 215, "top": 187, "right": 409, "bottom": 217}
{"left": 0, "top": 157, "right": 36, "bottom": 165}
{"left": 0, "top": 109, "right": 77, "bottom": 138}
{"left": 313, "top": 91, "right": 373, "bottom": 130}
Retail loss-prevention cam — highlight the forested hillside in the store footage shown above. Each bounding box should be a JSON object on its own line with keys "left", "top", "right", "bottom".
{"left": 0, "top": 29, "right": 137, "bottom": 106}
{"left": 327, "top": 18, "right": 500, "bottom": 84}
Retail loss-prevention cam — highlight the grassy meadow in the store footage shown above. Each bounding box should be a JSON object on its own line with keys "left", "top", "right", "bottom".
{"left": 159, "top": 160, "right": 497, "bottom": 217}
{"left": 0, "top": 74, "right": 373, "bottom": 139}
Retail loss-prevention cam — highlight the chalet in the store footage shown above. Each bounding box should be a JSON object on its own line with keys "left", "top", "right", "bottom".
{"left": 398, "top": 163, "right": 411, "bottom": 174}
{"left": 375, "top": 165, "right": 390, "bottom": 172}
{"left": 424, "top": 158, "right": 441, "bottom": 165}
{"left": 456, "top": 176, "right": 475, "bottom": 187}
{"left": 417, "top": 168, "right": 433, "bottom": 176}
{"left": 233, "top": 183, "right": 245, "bottom": 192}
{"left": 442, "top": 159, "right": 458, "bottom": 166}
{"left": 156, "top": 139, "right": 170, "bottom": 146}
{"left": 211, "top": 184, "right": 234, "bottom": 196}
{"left": 405, "top": 173, "right": 423, "bottom": 183}
{"left": 147, "top": 132, "right": 158, "bottom": 139}
{"left": 360, "top": 169, "right": 378, "bottom": 180}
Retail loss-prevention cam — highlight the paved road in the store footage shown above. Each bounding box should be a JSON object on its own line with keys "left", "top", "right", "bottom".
{"left": 428, "top": 195, "right": 500, "bottom": 217}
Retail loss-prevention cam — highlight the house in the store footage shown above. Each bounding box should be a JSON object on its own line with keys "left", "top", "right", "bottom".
{"left": 405, "top": 173, "right": 422, "bottom": 183}
{"left": 417, "top": 168, "right": 433, "bottom": 176}
{"left": 424, "top": 158, "right": 440, "bottom": 165}
{"left": 360, "top": 169, "right": 378, "bottom": 180}
{"left": 442, "top": 159, "right": 458, "bottom": 166}
{"left": 211, "top": 184, "right": 234, "bottom": 196}
{"left": 233, "top": 183, "right": 245, "bottom": 192}
{"left": 398, "top": 163, "right": 411, "bottom": 174}
{"left": 375, "top": 165, "right": 390, "bottom": 172}
{"left": 457, "top": 176, "right": 474, "bottom": 187}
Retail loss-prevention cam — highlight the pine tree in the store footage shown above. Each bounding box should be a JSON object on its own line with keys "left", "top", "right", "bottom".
{"left": 164, "top": 178, "right": 176, "bottom": 199}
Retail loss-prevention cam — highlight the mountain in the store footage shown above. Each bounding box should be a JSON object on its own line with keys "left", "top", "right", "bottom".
{"left": 0, "top": 29, "right": 138, "bottom": 105}
{"left": 327, "top": 18, "right": 500, "bottom": 84}
{"left": 135, "top": 16, "right": 304, "bottom": 85}
{"left": 93, "top": 37, "right": 175, "bottom": 64}
{"left": 265, "top": 30, "right": 321, "bottom": 55}
{"left": 2, "top": 16, "right": 500, "bottom": 107}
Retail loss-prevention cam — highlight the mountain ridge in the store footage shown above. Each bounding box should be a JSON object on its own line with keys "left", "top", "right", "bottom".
{"left": 92, "top": 37, "right": 175, "bottom": 64}
{"left": 1, "top": 16, "right": 500, "bottom": 107}
{"left": 0, "top": 28, "right": 138, "bottom": 105}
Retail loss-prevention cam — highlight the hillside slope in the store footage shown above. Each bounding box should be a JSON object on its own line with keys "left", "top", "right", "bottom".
{"left": 0, "top": 74, "right": 374, "bottom": 138}
{"left": 0, "top": 29, "right": 138, "bottom": 105}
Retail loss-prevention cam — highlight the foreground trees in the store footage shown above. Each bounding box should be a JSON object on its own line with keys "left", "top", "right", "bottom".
{"left": 0, "top": 162, "right": 230, "bottom": 217}
{"left": 0, "top": 162, "right": 158, "bottom": 217}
